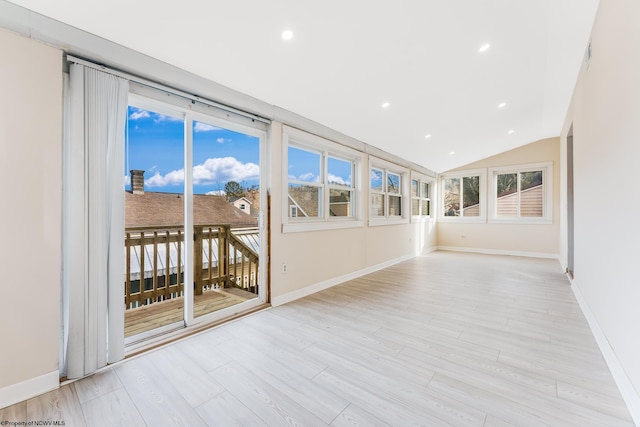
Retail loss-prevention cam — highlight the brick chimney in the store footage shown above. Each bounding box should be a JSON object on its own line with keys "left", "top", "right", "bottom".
{"left": 130, "top": 170, "right": 145, "bottom": 194}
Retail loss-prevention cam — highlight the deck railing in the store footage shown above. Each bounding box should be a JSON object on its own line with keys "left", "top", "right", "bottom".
{"left": 124, "top": 225, "right": 259, "bottom": 309}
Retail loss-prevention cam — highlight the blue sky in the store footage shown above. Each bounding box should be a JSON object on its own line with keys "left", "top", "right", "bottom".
{"left": 286, "top": 147, "right": 353, "bottom": 186}
{"left": 127, "top": 106, "right": 354, "bottom": 195}
{"left": 126, "top": 106, "right": 260, "bottom": 195}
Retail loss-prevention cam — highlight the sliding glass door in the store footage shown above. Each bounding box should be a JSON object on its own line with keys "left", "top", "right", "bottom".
{"left": 124, "top": 92, "right": 266, "bottom": 342}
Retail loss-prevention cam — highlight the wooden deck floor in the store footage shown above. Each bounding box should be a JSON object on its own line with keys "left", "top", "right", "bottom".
{"left": 2, "top": 252, "right": 635, "bottom": 426}
{"left": 125, "top": 289, "right": 256, "bottom": 337}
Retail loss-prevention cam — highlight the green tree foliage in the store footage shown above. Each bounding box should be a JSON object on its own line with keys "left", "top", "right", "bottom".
{"left": 497, "top": 171, "right": 542, "bottom": 197}
{"left": 521, "top": 171, "right": 542, "bottom": 190}
{"left": 224, "top": 181, "right": 245, "bottom": 200}
{"left": 443, "top": 178, "right": 460, "bottom": 216}
{"left": 462, "top": 176, "right": 480, "bottom": 208}
{"left": 497, "top": 173, "right": 517, "bottom": 197}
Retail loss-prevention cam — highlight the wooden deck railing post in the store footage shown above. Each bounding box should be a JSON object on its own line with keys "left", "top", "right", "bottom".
{"left": 139, "top": 231, "right": 145, "bottom": 305}
{"left": 224, "top": 225, "right": 231, "bottom": 288}
{"left": 125, "top": 232, "right": 131, "bottom": 308}
{"left": 152, "top": 231, "right": 159, "bottom": 303}
{"left": 194, "top": 226, "right": 203, "bottom": 295}
{"left": 164, "top": 230, "right": 171, "bottom": 300}
{"left": 124, "top": 225, "right": 259, "bottom": 312}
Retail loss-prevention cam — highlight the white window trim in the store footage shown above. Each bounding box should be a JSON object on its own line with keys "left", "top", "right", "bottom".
{"left": 410, "top": 171, "right": 435, "bottom": 223}
{"left": 439, "top": 168, "right": 487, "bottom": 223}
{"left": 488, "top": 162, "right": 553, "bottom": 224}
{"left": 282, "top": 125, "right": 364, "bottom": 233}
{"left": 368, "top": 157, "right": 410, "bottom": 227}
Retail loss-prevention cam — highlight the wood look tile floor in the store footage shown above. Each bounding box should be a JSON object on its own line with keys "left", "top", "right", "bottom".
{"left": 1, "top": 252, "right": 634, "bottom": 426}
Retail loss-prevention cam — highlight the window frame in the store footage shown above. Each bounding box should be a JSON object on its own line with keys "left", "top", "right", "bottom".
{"left": 125, "top": 90, "right": 269, "bottom": 336}
{"left": 368, "top": 157, "right": 410, "bottom": 227}
{"left": 410, "top": 172, "right": 435, "bottom": 223}
{"left": 282, "top": 126, "right": 364, "bottom": 233}
{"left": 439, "top": 168, "right": 487, "bottom": 223}
{"left": 488, "top": 162, "right": 553, "bottom": 224}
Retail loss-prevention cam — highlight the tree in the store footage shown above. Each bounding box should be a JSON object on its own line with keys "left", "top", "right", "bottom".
{"left": 224, "top": 181, "right": 245, "bottom": 201}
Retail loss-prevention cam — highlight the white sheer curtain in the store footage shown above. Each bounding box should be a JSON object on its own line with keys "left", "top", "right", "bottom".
{"left": 62, "top": 63, "right": 128, "bottom": 379}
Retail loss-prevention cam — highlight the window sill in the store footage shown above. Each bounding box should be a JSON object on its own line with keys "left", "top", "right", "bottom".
{"left": 438, "top": 217, "right": 487, "bottom": 224}
{"left": 410, "top": 215, "right": 434, "bottom": 224}
{"left": 488, "top": 218, "right": 552, "bottom": 225}
{"left": 368, "top": 217, "right": 409, "bottom": 227}
{"left": 282, "top": 219, "right": 364, "bottom": 233}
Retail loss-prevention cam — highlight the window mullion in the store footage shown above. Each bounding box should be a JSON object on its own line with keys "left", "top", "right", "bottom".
{"left": 384, "top": 171, "right": 389, "bottom": 218}
{"left": 460, "top": 181, "right": 464, "bottom": 217}
{"left": 516, "top": 172, "right": 522, "bottom": 218}
{"left": 183, "top": 115, "right": 194, "bottom": 325}
{"left": 322, "top": 151, "right": 327, "bottom": 220}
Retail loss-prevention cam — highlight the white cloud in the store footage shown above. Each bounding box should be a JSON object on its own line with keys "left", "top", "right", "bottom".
{"left": 144, "top": 157, "right": 259, "bottom": 188}
{"left": 216, "top": 138, "right": 225, "bottom": 143}
{"left": 298, "top": 172, "right": 318, "bottom": 182}
{"left": 129, "top": 109, "right": 150, "bottom": 120}
{"left": 124, "top": 175, "right": 131, "bottom": 187}
{"left": 154, "top": 114, "right": 182, "bottom": 123}
{"left": 206, "top": 190, "right": 226, "bottom": 196}
{"left": 193, "top": 157, "right": 259, "bottom": 184}
{"left": 145, "top": 170, "right": 184, "bottom": 187}
{"left": 328, "top": 173, "right": 351, "bottom": 186}
{"left": 194, "top": 122, "right": 221, "bottom": 132}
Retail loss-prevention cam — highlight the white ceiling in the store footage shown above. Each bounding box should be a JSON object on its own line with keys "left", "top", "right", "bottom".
{"left": 9, "top": 0, "right": 599, "bottom": 172}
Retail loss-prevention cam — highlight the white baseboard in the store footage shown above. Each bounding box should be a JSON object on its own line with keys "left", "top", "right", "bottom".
{"left": 271, "top": 251, "right": 423, "bottom": 307}
{"left": 571, "top": 284, "right": 640, "bottom": 425}
{"left": 437, "top": 245, "right": 559, "bottom": 260}
{"left": 0, "top": 370, "right": 59, "bottom": 409}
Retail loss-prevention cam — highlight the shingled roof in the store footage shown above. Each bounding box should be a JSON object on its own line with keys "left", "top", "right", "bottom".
{"left": 125, "top": 191, "right": 258, "bottom": 228}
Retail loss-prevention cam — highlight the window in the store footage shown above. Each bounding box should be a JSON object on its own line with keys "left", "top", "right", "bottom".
{"left": 369, "top": 158, "right": 409, "bottom": 225}
{"left": 488, "top": 162, "right": 552, "bottom": 223}
{"left": 411, "top": 172, "right": 434, "bottom": 220}
{"left": 439, "top": 169, "right": 486, "bottom": 222}
{"left": 283, "top": 126, "right": 363, "bottom": 232}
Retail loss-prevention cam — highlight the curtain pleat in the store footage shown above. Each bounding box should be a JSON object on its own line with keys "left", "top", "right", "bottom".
{"left": 64, "top": 63, "right": 128, "bottom": 379}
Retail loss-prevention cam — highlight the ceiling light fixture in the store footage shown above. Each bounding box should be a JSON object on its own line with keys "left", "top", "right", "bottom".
{"left": 498, "top": 102, "right": 507, "bottom": 108}
{"left": 381, "top": 102, "right": 390, "bottom": 108}
{"left": 479, "top": 43, "right": 491, "bottom": 53}
{"left": 449, "top": 151, "right": 455, "bottom": 155}
{"left": 282, "top": 30, "right": 294, "bottom": 41}
{"left": 507, "top": 129, "right": 515, "bottom": 134}
{"left": 424, "top": 134, "right": 432, "bottom": 139}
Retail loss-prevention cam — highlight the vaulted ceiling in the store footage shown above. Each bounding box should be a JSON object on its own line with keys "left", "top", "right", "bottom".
{"left": 8, "top": 0, "right": 599, "bottom": 172}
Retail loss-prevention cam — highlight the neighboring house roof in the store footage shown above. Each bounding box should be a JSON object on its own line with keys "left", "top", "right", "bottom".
{"left": 125, "top": 191, "right": 258, "bottom": 228}
{"left": 496, "top": 185, "right": 543, "bottom": 217}
{"left": 229, "top": 196, "right": 252, "bottom": 204}
{"left": 230, "top": 196, "right": 259, "bottom": 218}
{"left": 287, "top": 186, "right": 319, "bottom": 217}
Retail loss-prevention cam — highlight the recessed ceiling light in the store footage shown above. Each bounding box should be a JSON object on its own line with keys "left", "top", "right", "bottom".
{"left": 498, "top": 102, "right": 507, "bottom": 108}
{"left": 449, "top": 151, "right": 455, "bottom": 155}
{"left": 424, "top": 134, "right": 432, "bottom": 139}
{"left": 282, "top": 30, "right": 294, "bottom": 41}
{"left": 507, "top": 129, "right": 515, "bottom": 134}
{"left": 381, "top": 102, "right": 390, "bottom": 108}
{"left": 479, "top": 43, "right": 491, "bottom": 53}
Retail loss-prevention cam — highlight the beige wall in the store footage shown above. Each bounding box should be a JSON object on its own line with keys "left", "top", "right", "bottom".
{"left": 0, "top": 25, "right": 437, "bottom": 402}
{"left": 561, "top": 0, "right": 640, "bottom": 408}
{"left": 438, "top": 137, "right": 560, "bottom": 256}
{"left": 269, "top": 122, "right": 437, "bottom": 301}
{"left": 0, "top": 29, "right": 62, "bottom": 389}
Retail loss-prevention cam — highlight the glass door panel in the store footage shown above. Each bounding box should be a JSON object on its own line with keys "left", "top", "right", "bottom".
{"left": 191, "top": 119, "right": 261, "bottom": 319}
{"left": 124, "top": 105, "right": 185, "bottom": 339}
